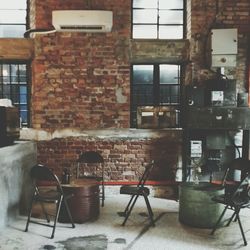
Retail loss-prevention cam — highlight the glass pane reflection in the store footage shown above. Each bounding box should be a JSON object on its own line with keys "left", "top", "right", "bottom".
{"left": 159, "top": 25, "right": 183, "bottom": 39}
{"left": 160, "top": 65, "right": 179, "bottom": 84}
{"left": 133, "top": 25, "right": 157, "bottom": 39}
{"left": 133, "top": 0, "right": 158, "bottom": 9}
{"left": 133, "top": 65, "right": 154, "bottom": 84}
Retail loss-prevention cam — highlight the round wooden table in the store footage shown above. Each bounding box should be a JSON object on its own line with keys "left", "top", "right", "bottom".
{"left": 59, "top": 179, "right": 100, "bottom": 223}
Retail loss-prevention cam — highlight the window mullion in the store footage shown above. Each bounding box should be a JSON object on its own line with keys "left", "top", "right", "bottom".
{"left": 157, "top": 0, "right": 160, "bottom": 39}
{"left": 0, "top": 65, "right": 2, "bottom": 98}
{"left": 9, "top": 64, "right": 12, "bottom": 100}
{"left": 154, "top": 64, "right": 160, "bottom": 105}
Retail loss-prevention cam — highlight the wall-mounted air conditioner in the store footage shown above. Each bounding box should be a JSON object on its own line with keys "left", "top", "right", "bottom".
{"left": 52, "top": 10, "right": 113, "bottom": 32}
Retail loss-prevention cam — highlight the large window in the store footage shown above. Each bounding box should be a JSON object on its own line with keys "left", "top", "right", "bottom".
{"left": 0, "top": 62, "right": 30, "bottom": 127}
{"left": 0, "top": 1, "right": 27, "bottom": 37}
{"left": 131, "top": 64, "right": 181, "bottom": 127}
{"left": 132, "top": 0, "right": 185, "bottom": 39}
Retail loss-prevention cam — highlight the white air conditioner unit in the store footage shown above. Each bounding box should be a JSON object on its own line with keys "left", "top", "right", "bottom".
{"left": 52, "top": 10, "right": 113, "bottom": 32}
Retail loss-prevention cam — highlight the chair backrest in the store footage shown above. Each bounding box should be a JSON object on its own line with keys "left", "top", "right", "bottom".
{"left": 30, "top": 164, "right": 63, "bottom": 193}
{"left": 137, "top": 161, "right": 155, "bottom": 187}
{"left": 222, "top": 158, "right": 250, "bottom": 186}
{"left": 230, "top": 173, "right": 250, "bottom": 206}
{"left": 78, "top": 151, "right": 104, "bottom": 163}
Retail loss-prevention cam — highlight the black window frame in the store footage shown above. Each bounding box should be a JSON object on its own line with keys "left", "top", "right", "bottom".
{"left": 131, "top": 0, "right": 186, "bottom": 40}
{"left": 130, "top": 63, "right": 182, "bottom": 128}
{"left": 0, "top": 61, "right": 31, "bottom": 127}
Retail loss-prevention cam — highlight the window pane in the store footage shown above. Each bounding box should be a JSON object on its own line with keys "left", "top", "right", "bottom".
{"left": 0, "top": 0, "right": 26, "bottom": 38}
{"left": 159, "top": 10, "right": 183, "bottom": 24}
{"left": 133, "top": 65, "right": 154, "bottom": 84}
{"left": 19, "top": 64, "right": 27, "bottom": 75}
{"left": 19, "top": 64, "right": 27, "bottom": 83}
{"left": 11, "top": 85, "right": 19, "bottom": 104}
{"left": 159, "top": 0, "right": 184, "bottom": 9}
{"left": 0, "top": 25, "right": 25, "bottom": 37}
{"left": 160, "top": 65, "right": 179, "bottom": 84}
{"left": 11, "top": 65, "right": 18, "bottom": 83}
{"left": 20, "top": 104, "right": 27, "bottom": 111}
{"left": 20, "top": 86, "right": 27, "bottom": 104}
{"left": 20, "top": 110, "right": 28, "bottom": 125}
{"left": 133, "top": 25, "right": 157, "bottom": 39}
{"left": 133, "top": 10, "right": 158, "bottom": 24}
{"left": 160, "top": 85, "right": 180, "bottom": 104}
{"left": 133, "top": 85, "right": 154, "bottom": 105}
{"left": 159, "top": 25, "right": 183, "bottom": 39}
{"left": 159, "top": 85, "right": 170, "bottom": 104}
{"left": 0, "top": 10, "right": 26, "bottom": 24}
{"left": 133, "top": 0, "right": 158, "bottom": 9}
{"left": 2, "top": 65, "right": 10, "bottom": 78}
{"left": 131, "top": 63, "right": 181, "bottom": 128}
{"left": 132, "top": 0, "right": 184, "bottom": 40}
{"left": 0, "top": 1, "right": 26, "bottom": 9}
{"left": 170, "top": 85, "right": 180, "bottom": 103}
{"left": 11, "top": 64, "right": 18, "bottom": 76}
{"left": 0, "top": 63, "right": 29, "bottom": 126}
{"left": 3, "top": 85, "right": 10, "bottom": 95}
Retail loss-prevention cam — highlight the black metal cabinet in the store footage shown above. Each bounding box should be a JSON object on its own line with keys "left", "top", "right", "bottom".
{"left": 182, "top": 80, "right": 250, "bottom": 182}
{"left": 186, "top": 107, "right": 250, "bottom": 130}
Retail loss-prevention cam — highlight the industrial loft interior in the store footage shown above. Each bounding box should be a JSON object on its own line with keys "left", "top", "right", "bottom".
{"left": 1, "top": 0, "right": 250, "bottom": 249}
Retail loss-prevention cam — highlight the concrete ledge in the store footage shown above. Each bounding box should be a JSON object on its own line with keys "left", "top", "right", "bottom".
{"left": 20, "top": 128, "right": 183, "bottom": 141}
{"left": 0, "top": 141, "right": 37, "bottom": 229}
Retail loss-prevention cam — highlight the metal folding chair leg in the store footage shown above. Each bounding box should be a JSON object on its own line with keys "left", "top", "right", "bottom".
{"left": 122, "top": 195, "right": 139, "bottom": 226}
{"left": 50, "top": 197, "right": 63, "bottom": 239}
{"left": 210, "top": 205, "right": 229, "bottom": 235}
{"left": 226, "top": 210, "right": 236, "bottom": 227}
{"left": 63, "top": 198, "right": 75, "bottom": 228}
{"left": 101, "top": 181, "right": 105, "bottom": 207}
{"left": 24, "top": 196, "right": 35, "bottom": 232}
{"left": 144, "top": 195, "right": 155, "bottom": 226}
{"left": 235, "top": 209, "right": 247, "bottom": 246}
{"left": 123, "top": 195, "right": 135, "bottom": 215}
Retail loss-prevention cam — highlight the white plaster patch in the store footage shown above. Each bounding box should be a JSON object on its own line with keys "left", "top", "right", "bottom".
{"left": 115, "top": 87, "right": 127, "bottom": 103}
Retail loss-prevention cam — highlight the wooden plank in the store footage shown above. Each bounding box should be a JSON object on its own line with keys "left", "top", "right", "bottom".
{"left": 0, "top": 38, "right": 34, "bottom": 60}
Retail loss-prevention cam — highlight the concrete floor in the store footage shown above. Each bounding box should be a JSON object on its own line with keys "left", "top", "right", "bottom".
{"left": 0, "top": 195, "right": 250, "bottom": 250}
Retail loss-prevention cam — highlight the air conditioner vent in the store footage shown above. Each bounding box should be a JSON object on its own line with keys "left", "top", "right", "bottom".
{"left": 60, "top": 25, "right": 104, "bottom": 30}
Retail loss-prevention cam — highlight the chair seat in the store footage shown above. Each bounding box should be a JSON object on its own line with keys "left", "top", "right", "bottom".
{"left": 34, "top": 190, "right": 62, "bottom": 202}
{"left": 120, "top": 185, "right": 150, "bottom": 196}
{"left": 212, "top": 193, "right": 250, "bottom": 207}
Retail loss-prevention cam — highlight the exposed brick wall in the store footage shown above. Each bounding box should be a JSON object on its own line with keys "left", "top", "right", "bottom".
{"left": 28, "top": 0, "right": 250, "bottom": 184}
{"left": 31, "top": 0, "right": 131, "bottom": 130}
{"left": 130, "top": 40, "right": 189, "bottom": 64}
{"left": 34, "top": 0, "right": 250, "bottom": 130}
{"left": 188, "top": 0, "right": 250, "bottom": 91}
{"left": 37, "top": 132, "right": 182, "bottom": 182}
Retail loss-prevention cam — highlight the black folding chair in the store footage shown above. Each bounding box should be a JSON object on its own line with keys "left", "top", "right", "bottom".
{"left": 76, "top": 151, "right": 105, "bottom": 207}
{"left": 119, "top": 161, "right": 155, "bottom": 226}
{"left": 25, "top": 164, "right": 75, "bottom": 239}
{"left": 210, "top": 172, "right": 250, "bottom": 246}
